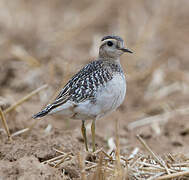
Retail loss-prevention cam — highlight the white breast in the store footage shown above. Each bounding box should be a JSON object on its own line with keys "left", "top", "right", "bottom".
{"left": 95, "top": 73, "right": 126, "bottom": 118}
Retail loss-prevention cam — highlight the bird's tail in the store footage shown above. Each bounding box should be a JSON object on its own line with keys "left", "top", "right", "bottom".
{"left": 32, "top": 109, "right": 49, "bottom": 119}
{"left": 32, "top": 104, "right": 52, "bottom": 119}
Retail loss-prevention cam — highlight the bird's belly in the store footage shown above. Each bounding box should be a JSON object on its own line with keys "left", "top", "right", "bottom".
{"left": 95, "top": 74, "right": 126, "bottom": 117}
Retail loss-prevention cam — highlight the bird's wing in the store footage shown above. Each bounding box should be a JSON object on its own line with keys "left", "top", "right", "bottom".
{"left": 42, "top": 60, "right": 113, "bottom": 113}
{"left": 55, "top": 60, "right": 104, "bottom": 100}
{"left": 33, "top": 60, "right": 114, "bottom": 119}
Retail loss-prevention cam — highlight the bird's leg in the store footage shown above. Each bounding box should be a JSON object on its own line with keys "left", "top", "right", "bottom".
{"left": 91, "top": 119, "right": 96, "bottom": 152}
{"left": 81, "top": 120, "right": 88, "bottom": 151}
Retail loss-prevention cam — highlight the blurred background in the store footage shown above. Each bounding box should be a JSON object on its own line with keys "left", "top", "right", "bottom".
{"left": 1, "top": 0, "right": 189, "bottom": 155}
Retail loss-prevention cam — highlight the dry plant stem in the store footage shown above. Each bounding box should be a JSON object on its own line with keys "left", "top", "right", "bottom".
{"left": 42, "top": 154, "right": 65, "bottom": 164}
{"left": 97, "top": 153, "right": 103, "bottom": 179}
{"left": 52, "top": 157, "right": 71, "bottom": 164}
{"left": 11, "top": 128, "right": 29, "bottom": 137}
{"left": 53, "top": 148, "right": 67, "bottom": 155}
{"left": 95, "top": 148, "right": 113, "bottom": 160}
{"left": 85, "top": 160, "right": 97, "bottom": 165}
{"left": 149, "top": 172, "right": 165, "bottom": 180}
{"left": 115, "top": 120, "right": 121, "bottom": 169}
{"left": 85, "top": 164, "right": 98, "bottom": 171}
{"left": 157, "top": 170, "right": 189, "bottom": 180}
{"left": 4, "top": 84, "right": 48, "bottom": 114}
{"left": 77, "top": 152, "right": 87, "bottom": 180}
{"left": 136, "top": 135, "right": 170, "bottom": 175}
{"left": 101, "top": 149, "right": 113, "bottom": 161}
{"left": 54, "top": 153, "right": 71, "bottom": 167}
{"left": 128, "top": 106, "right": 189, "bottom": 130}
{"left": 114, "top": 119, "right": 124, "bottom": 179}
{"left": 128, "top": 112, "right": 171, "bottom": 130}
{"left": 94, "top": 148, "right": 103, "bottom": 154}
{"left": 172, "top": 162, "right": 189, "bottom": 167}
{"left": 167, "top": 153, "right": 176, "bottom": 162}
{"left": 91, "top": 119, "right": 96, "bottom": 152}
{"left": 130, "top": 156, "right": 143, "bottom": 168}
{"left": 0, "top": 107, "right": 12, "bottom": 141}
{"left": 81, "top": 120, "right": 88, "bottom": 151}
{"left": 137, "top": 162, "right": 176, "bottom": 172}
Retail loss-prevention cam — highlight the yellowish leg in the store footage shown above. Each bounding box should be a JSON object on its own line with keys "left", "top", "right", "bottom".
{"left": 91, "top": 120, "right": 96, "bottom": 152}
{"left": 81, "top": 120, "right": 88, "bottom": 151}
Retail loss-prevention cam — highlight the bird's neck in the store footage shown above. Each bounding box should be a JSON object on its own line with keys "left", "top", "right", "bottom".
{"left": 98, "top": 56, "right": 121, "bottom": 64}
{"left": 98, "top": 57, "right": 123, "bottom": 73}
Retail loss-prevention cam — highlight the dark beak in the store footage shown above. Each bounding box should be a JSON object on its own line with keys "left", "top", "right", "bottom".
{"left": 119, "top": 48, "right": 133, "bottom": 53}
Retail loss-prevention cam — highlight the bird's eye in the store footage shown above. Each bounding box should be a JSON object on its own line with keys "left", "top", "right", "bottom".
{"left": 107, "top": 41, "right": 113, "bottom": 47}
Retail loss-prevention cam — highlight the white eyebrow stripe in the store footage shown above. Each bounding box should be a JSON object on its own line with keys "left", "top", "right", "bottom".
{"left": 100, "top": 39, "right": 117, "bottom": 46}
{"left": 102, "top": 39, "right": 117, "bottom": 43}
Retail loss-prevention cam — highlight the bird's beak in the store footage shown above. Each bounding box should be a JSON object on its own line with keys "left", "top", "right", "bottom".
{"left": 119, "top": 48, "right": 133, "bottom": 53}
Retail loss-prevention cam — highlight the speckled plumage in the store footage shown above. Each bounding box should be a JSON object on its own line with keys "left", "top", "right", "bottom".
{"left": 56, "top": 60, "right": 123, "bottom": 103}
{"left": 33, "top": 35, "right": 132, "bottom": 151}
{"left": 33, "top": 59, "right": 124, "bottom": 119}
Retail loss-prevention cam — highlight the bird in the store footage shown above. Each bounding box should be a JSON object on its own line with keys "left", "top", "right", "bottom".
{"left": 33, "top": 35, "right": 132, "bottom": 152}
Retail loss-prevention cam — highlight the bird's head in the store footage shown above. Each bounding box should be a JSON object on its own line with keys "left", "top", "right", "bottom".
{"left": 99, "top": 35, "right": 132, "bottom": 59}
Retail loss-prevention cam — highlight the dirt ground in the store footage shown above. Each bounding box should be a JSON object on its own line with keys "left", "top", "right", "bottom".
{"left": 0, "top": 0, "right": 189, "bottom": 179}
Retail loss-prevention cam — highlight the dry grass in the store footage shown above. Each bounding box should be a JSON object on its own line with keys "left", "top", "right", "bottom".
{"left": 0, "top": 107, "right": 12, "bottom": 141}
{"left": 41, "top": 127, "right": 189, "bottom": 180}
